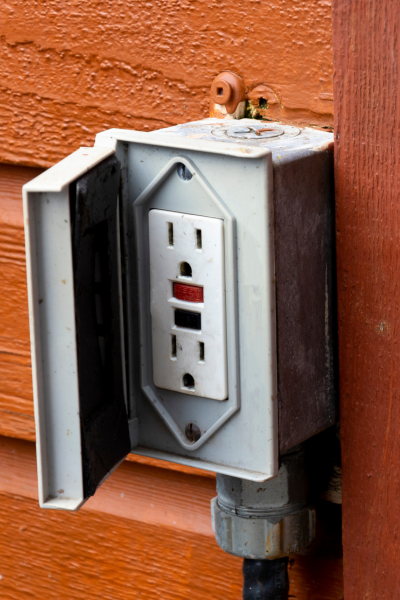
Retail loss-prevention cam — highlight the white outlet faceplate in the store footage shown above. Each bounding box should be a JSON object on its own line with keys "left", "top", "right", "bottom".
{"left": 149, "top": 209, "right": 228, "bottom": 401}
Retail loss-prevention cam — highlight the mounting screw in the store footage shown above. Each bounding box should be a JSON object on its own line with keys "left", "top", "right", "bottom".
{"left": 185, "top": 422, "right": 201, "bottom": 442}
{"left": 210, "top": 71, "right": 246, "bottom": 119}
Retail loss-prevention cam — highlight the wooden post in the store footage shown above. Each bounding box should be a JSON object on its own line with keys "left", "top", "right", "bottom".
{"left": 332, "top": 1, "right": 400, "bottom": 596}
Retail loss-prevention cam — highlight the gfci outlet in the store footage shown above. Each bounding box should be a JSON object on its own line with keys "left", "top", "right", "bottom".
{"left": 23, "top": 118, "right": 337, "bottom": 509}
{"left": 149, "top": 209, "right": 228, "bottom": 401}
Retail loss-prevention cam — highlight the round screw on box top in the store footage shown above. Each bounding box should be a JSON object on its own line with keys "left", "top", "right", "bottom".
{"left": 210, "top": 71, "right": 246, "bottom": 116}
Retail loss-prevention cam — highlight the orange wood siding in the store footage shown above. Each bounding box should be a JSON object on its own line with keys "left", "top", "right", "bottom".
{"left": 1, "top": 0, "right": 334, "bottom": 168}
{"left": 0, "top": 164, "right": 42, "bottom": 441}
{"left": 0, "top": 435, "right": 343, "bottom": 599}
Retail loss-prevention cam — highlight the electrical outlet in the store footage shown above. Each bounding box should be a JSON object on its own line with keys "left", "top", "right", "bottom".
{"left": 149, "top": 209, "right": 228, "bottom": 401}
{"left": 23, "top": 118, "right": 335, "bottom": 509}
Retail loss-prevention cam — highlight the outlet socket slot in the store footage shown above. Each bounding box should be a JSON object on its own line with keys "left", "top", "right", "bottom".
{"left": 199, "top": 342, "right": 205, "bottom": 362}
{"left": 168, "top": 222, "right": 174, "bottom": 247}
{"left": 171, "top": 334, "right": 177, "bottom": 359}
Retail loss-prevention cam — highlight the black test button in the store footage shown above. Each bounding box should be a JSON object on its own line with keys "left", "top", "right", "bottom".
{"left": 175, "top": 309, "right": 201, "bottom": 330}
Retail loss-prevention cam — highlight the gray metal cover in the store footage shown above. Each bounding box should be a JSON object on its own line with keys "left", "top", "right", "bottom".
{"left": 96, "top": 118, "right": 336, "bottom": 468}
{"left": 96, "top": 122, "right": 279, "bottom": 481}
{"left": 153, "top": 119, "right": 337, "bottom": 452}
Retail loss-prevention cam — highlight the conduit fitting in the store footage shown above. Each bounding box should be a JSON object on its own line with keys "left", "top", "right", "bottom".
{"left": 211, "top": 447, "right": 315, "bottom": 560}
{"left": 209, "top": 72, "right": 246, "bottom": 120}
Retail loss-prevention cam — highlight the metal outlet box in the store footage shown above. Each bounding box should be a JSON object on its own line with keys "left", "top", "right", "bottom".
{"left": 23, "top": 118, "right": 336, "bottom": 510}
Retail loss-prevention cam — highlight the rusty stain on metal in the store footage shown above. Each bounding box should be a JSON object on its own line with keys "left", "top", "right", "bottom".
{"left": 313, "top": 140, "right": 335, "bottom": 152}
{"left": 255, "top": 128, "right": 277, "bottom": 136}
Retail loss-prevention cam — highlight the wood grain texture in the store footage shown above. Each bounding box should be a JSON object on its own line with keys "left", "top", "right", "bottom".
{"left": 0, "top": 163, "right": 42, "bottom": 441}
{"left": 0, "top": 0, "right": 334, "bottom": 167}
{"left": 332, "top": 1, "right": 400, "bottom": 597}
{"left": 0, "top": 435, "right": 343, "bottom": 599}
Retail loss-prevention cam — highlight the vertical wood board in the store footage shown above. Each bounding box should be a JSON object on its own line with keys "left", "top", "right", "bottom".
{"left": 332, "top": 1, "right": 400, "bottom": 596}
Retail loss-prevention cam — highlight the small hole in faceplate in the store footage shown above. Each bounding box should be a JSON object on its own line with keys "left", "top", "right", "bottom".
{"left": 180, "top": 261, "right": 192, "bottom": 277}
{"left": 168, "top": 222, "right": 174, "bottom": 246}
{"left": 217, "top": 87, "right": 224, "bottom": 96}
{"left": 183, "top": 373, "right": 195, "bottom": 391}
{"left": 196, "top": 229, "right": 202, "bottom": 249}
{"left": 199, "top": 342, "right": 205, "bottom": 362}
{"left": 259, "top": 97, "right": 268, "bottom": 109}
{"left": 171, "top": 335, "right": 177, "bottom": 358}
{"left": 177, "top": 163, "right": 193, "bottom": 181}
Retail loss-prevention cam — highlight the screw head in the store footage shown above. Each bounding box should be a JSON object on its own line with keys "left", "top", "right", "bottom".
{"left": 177, "top": 162, "right": 193, "bottom": 181}
{"left": 210, "top": 79, "right": 232, "bottom": 105}
{"left": 185, "top": 422, "right": 201, "bottom": 442}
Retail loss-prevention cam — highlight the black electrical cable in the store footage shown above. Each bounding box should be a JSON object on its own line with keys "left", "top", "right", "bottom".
{"left": 242, "top": 558, "right": 289, "bottom": 600}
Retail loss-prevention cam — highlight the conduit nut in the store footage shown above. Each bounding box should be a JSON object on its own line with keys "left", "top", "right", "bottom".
{"left": 211, "top": 499, "right": 316, "bottom": 560}
{"left": 210, "top": 72, "right": 246, "bottom": 120}
{"left": 211, "top": 447, "right": 316, "bottom": 559}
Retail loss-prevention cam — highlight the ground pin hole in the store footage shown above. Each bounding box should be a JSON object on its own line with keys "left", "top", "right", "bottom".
{"left": 183, "top": 373, "right": 195, "bottom": 390}
{"left": 180, "top": 261, "right": 192, "bottom": 277}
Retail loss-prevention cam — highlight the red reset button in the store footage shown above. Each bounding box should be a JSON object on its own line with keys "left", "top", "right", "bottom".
{"left": 174, "top": 282, "right": 204, "bottom": 303}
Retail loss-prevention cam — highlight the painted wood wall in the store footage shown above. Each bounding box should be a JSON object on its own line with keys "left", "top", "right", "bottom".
{"left": 332, "top": 0, "right": 400, "bottom": 597}
{"left": 0, "top": 1, "right": 343, "bottom": 597}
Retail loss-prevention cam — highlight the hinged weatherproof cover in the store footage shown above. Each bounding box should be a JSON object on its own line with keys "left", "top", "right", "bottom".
{"left": 23, "top": 146, "right": 131, "bottom": 510}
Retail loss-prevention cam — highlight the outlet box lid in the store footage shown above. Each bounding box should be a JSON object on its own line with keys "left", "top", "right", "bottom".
{"left": 95, "top": 118, "right": 333, "bottom": 162}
